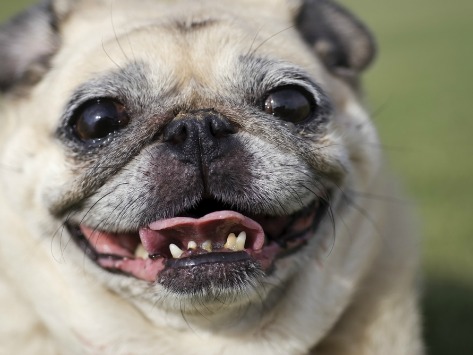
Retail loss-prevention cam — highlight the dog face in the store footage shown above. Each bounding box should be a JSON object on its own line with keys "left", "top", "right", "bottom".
{"left": 0, "top": 0, "right": 381, "bottom": 350}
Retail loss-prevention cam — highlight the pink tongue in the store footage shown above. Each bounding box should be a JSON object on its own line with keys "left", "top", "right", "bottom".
{"left": 139, "top": 211, "right": 265, "bottom": 255}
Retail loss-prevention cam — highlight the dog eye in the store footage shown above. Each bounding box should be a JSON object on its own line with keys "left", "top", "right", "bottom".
{"left": 264, "top": 87, "right": 314, "bottom": 124}
{"left": 73, "top": 99, "right": 130, "bottom": 142}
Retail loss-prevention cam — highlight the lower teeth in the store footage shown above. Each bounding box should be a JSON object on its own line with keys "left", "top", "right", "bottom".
{"left": 142, "top": 232, "right": 250, "bottom": 260}
{"left": 134, "top": 244, "right": 148, "bottom": 259}
{"left": 169, "top": 244, "right": 184, "bottom": 258}
{"left": 202, "top": 240, "right": 212, "bottom": 252}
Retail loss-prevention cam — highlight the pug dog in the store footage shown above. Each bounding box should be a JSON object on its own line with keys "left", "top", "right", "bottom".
{"left": 0, "top": 0, "right": 423, "bottom": 354}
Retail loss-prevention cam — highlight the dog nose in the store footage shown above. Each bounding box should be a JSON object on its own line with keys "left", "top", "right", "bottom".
{"left": 163, "top": 111, "right": 237, "bottom": 163}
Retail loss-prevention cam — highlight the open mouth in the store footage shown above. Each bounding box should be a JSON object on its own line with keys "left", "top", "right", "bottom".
{"left": 67, "top": 196, "right": 329, "bottom": 286}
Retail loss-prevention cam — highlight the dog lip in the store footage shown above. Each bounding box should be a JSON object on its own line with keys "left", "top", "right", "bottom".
{"left": 67, "top": 195, "right": 330, "bottom": 284}
{"left": 166, "top": 251, "right": 250, "bottom": 268}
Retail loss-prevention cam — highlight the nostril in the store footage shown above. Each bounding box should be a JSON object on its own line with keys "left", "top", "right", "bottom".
{"left": 164, "top": 121, "right": 188, "bottom": 145}
{"left": 162, "top": 113, "right": 237, "bottom": 161}
{"left": 208, "top": 116, "right": 237, "bottom": 138}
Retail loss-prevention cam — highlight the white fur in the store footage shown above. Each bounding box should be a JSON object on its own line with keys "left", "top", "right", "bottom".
{"left": 0, "top": 1, "right": 423, "bottom": 354}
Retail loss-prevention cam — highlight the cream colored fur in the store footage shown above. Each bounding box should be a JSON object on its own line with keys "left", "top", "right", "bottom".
{"left": 0, "top": 0, "right": 423, "bottom": 354}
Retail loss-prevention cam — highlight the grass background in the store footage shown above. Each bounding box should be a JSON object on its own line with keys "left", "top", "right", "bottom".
{"left": 1, "top": 1, "right": 472, "bottom": 354}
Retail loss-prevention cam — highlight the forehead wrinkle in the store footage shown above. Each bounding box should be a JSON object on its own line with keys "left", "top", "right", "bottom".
{"left": 115, "top": 20, "right": 248, "bottom": 98}
{"left": 109, "top": 15, "right": 320, "bottom": 109}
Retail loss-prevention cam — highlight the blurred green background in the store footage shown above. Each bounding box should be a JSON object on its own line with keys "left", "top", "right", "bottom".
{"left": 1, "top": 1, "right": 472, "bottom": 354}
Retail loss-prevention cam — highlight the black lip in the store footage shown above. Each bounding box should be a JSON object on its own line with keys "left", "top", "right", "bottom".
{"left": 67, "top": 224, "right": 99, "bottom": 261}
{"left": 165, "top": 251, "right": 250, "bottom": 268}
{"left": 276, "top": 198, "right": 329, "bottom": 247}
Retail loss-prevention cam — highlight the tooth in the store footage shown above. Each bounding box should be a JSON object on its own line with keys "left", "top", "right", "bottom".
{"left": 236, "top": 231, "right": 246, "bottom": 251}
{"left": 169, "top": 244, "right": 184, "bottom": 258}
{"left": 134, "top": 244, "right": 148, "bottom": 259}
{"left": 224, "top": 233, "right": 237, "bottom": 250}
{"left": 202, "top": 240, "right": 212, "bottom": 252}
{"left": 188, "top": 241, "right": 197, "bottom": 250}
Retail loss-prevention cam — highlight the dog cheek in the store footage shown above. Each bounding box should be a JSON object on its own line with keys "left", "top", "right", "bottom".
{"left": 1, "top": 127, "right": 52, "bottom": 212}
{"left": 335, "top": 102, "right": 382, "bottom": 188}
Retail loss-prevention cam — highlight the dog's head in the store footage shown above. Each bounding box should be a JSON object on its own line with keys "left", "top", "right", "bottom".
{"left": 0, "top": 0, "right": 378, "bottom": 340}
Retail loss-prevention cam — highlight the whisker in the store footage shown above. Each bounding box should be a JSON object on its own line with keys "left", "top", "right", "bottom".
{"left": 109, "top": 0, "right": 129, "bottom": 62}
{"left": 249, "top": 25, "right": 295, "bottom": 56}
{"left": 101, "top": 39, "right": 122, "bottom": 70}
{"left": 245, "top": 24, "right": 264, "bottom": 57}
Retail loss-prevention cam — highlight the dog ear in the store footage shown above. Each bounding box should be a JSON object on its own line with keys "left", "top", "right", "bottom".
{"left": 294, "top": 0, "right": 376, "bottom": 80}
{"left": 0, "top": 1, "right": 62, "bottom": 93}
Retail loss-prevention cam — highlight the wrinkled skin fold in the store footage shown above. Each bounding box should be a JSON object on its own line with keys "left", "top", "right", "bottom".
{"left": 0, "top": 0, "right": 423, "bottom": 354}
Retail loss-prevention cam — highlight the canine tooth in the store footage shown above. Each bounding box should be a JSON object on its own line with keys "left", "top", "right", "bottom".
{"left": 188, "top": 241, "right": 197, "bottom": 250}
{"left": 169, "top": 244, "right": 184, "bottom": 258}
{"left": 202, "top": 240, "right": 212, "bottom": 252}
{"left": 236, "top": 231, "right": 246, "bottom": 251}
{"left": 134, "top": 244, "right": 148, "bottom": 259}
{"left": 224, "top": 233, "right": 237, "bottom": 250}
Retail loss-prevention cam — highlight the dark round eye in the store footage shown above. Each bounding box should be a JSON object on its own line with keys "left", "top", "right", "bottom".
{"left": 73, "top": 99, "right": 129, "bottom": 142}
{"left": 264, "top": 87, "right": 314, "bottom": 124}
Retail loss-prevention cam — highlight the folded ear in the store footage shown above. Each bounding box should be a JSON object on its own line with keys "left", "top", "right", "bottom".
{"left": 294, "top": 0, "right": 376, "bottom": 80}
{"left": 0, "top": 1, "right": 62, "bottom": 93}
